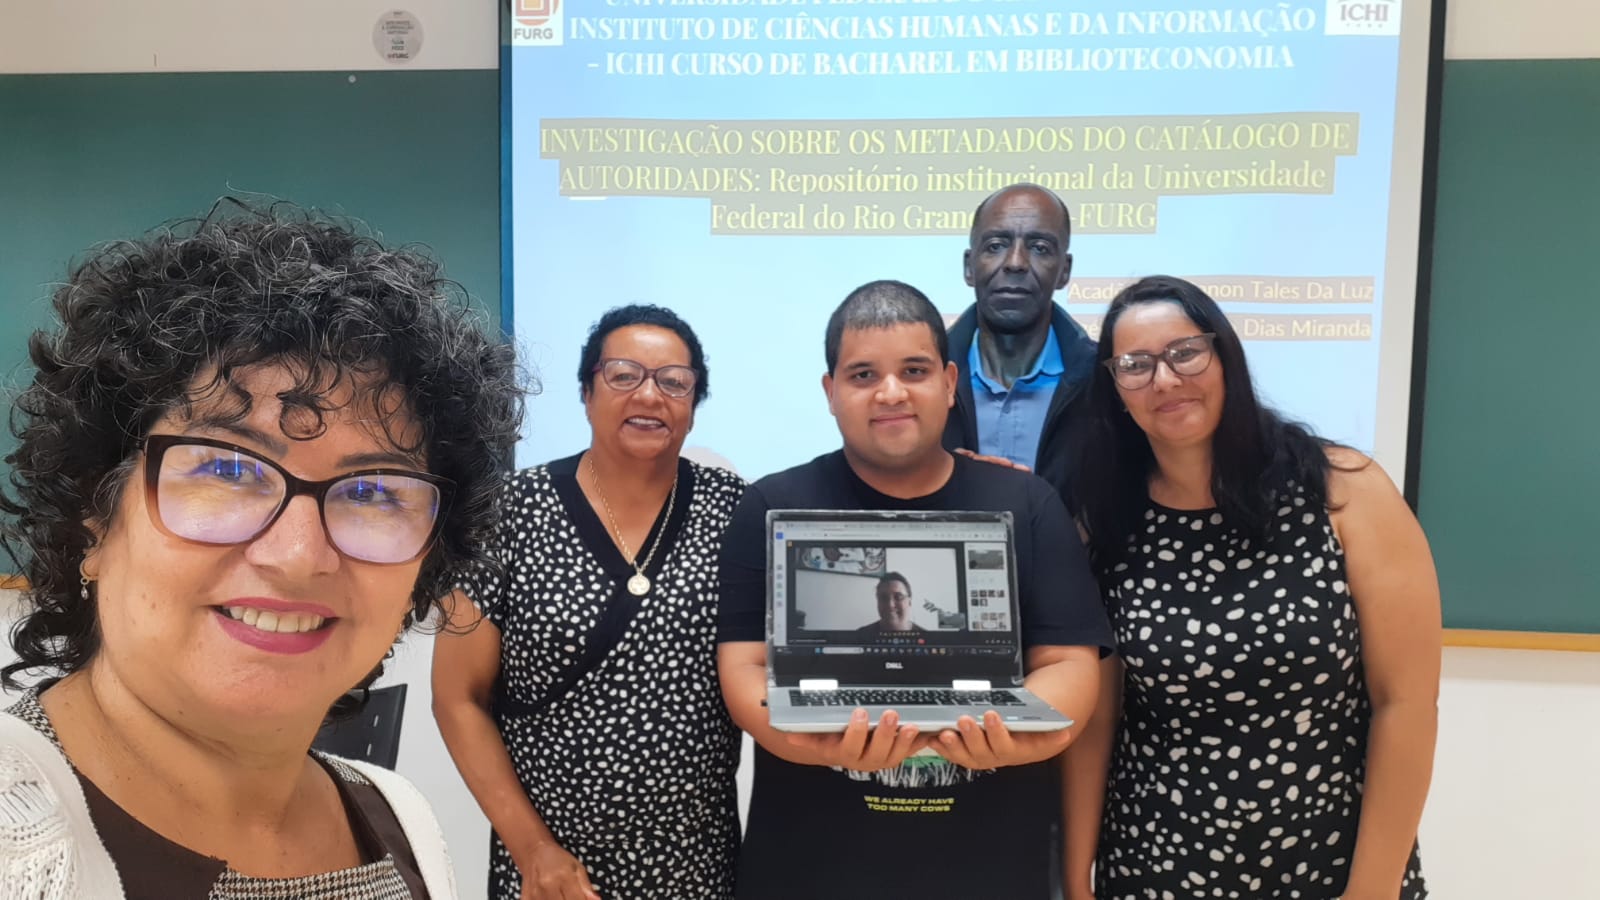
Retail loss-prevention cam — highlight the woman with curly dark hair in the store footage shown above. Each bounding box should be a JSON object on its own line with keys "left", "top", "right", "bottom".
{"left": 0, "top": 203, "right": 522, "bottom": 900}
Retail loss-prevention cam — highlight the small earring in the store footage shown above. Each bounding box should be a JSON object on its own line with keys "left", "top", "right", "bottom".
{"left": 80, "top": 574, "right": 92, "bottom": 602}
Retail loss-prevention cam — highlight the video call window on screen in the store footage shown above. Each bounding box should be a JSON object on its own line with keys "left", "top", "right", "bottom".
{"left": 784, "top": 540, "right": 1013, "bottom": 639}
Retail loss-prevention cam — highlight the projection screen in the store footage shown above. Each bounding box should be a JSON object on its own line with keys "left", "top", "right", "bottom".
{"left": 505, "top": 0, "right": 1438, "bottom": 484}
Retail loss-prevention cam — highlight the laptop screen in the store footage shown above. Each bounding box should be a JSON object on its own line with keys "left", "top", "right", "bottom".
{"left": 766, "top": 510, "right": 1025, "bottom": 687}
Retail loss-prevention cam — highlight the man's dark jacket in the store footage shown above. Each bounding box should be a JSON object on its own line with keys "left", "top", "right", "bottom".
{"left": 942, "top": 302, "right": 1099, "bottom": 514}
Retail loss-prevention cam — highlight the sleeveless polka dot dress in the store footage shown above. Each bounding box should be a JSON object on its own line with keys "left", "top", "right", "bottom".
{"left": 1096, "top": 491, "right": 1426, "bottom": 899}
{"left": 461, "top": 455, "right": 745, "bottom": 900}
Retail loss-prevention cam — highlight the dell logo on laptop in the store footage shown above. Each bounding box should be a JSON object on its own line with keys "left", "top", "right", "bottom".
{"left": 885, "top": 661, "right": 903, "bottom": 670}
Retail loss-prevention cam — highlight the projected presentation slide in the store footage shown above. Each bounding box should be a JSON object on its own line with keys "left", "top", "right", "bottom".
{"left": 508, "top": 0, "right": 1429, "bottom": 480}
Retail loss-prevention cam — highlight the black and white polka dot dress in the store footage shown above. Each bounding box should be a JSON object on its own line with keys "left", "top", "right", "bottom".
{"left": 1096, "top": 491, "right": 1425, "bottom": 899}
{"left": 461, "top": 454, "right": 745, "bottom": 900}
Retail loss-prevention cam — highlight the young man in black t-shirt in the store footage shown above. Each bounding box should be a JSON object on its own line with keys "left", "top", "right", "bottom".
{"left": 717, "top": 280, "right": 1113, "bottom": 899}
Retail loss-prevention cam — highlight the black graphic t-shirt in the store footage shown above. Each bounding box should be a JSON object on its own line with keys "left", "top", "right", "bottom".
{"left": 718, "top": 451, "right": 1112, "bottom": 899}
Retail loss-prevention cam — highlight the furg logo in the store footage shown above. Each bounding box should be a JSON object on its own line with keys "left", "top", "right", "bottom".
{"left": 1325, "top": 0, "right": 1402, "bottom": 36}
{"left": 513, "top": 0, "right": 564, "bottom": 46}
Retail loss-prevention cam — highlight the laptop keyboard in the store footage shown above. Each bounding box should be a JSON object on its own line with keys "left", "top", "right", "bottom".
{"left": 789, "top": 688, "right": 1024, "bottom": 708}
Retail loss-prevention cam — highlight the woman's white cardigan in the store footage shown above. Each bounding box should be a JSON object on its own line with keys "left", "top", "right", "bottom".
{"left": 0, "top": 711, "right": 457, "bottom": 900}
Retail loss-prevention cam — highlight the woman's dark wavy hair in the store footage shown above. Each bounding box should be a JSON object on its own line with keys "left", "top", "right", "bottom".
{"left": 577, "top": 304, "right": 710, "bottom": 407}
{"left": 1, "top": 200, "right": 525, "bottom": 691}
{"left": 1075, "top": 275, "right": 1351, "bottom": 574}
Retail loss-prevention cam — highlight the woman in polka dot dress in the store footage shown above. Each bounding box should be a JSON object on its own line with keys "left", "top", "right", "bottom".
{"left": 1065, "top": 277, "right": 1440, "bottom": 900}
{"left": 432, "top": 306, "right": 745, "bottom": 900}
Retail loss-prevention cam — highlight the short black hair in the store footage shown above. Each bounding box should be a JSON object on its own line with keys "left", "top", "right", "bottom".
{"left": 1, "top": 201, "right": 525, "bottom": 690}
{"left": 877, "top": 572, "right": 912, "bottom": 595}
{"left": 969, "top": 183, "right": 1073, "bottom": 248}
{"left": 824, "top": 280, "right": 948, "bottom": 373}
{"left": 577, "top": 304, "right": 710, "bottom": 407}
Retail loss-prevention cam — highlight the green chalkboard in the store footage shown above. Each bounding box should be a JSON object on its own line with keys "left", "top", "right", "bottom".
{"left": 0, "top": 69, "right": 502, "bottom": 494}
{"left": 1418, "top": 59, "right": 1600, "bottom": 633}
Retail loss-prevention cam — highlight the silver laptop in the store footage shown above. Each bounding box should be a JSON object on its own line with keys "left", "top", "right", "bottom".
{"left": 765, "top": 509, "right": 1073, "bottom": 734}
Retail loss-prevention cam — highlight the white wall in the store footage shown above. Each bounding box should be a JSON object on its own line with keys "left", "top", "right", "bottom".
{"left": 0, "top": 0, "right": 497, "bottom": 73}
{"left": 794, "top": 569, "right": 882, "bottom": 630}
{"left": 1421, "top": 647, "right": 1600, "bottom": 896}
{"left": 1444, "top": 0, "right": 1600, "bottom": 60}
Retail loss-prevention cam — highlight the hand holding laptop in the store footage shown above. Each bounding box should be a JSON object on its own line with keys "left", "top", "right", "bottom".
{"left": 782, "top": 705, "right": 1073, "bottom": 773}
{"left": 782, "top": 708, "right": 926, "bottom": 772}
{"left": 930, "top": 710, "right": 1077, "bottom": 770}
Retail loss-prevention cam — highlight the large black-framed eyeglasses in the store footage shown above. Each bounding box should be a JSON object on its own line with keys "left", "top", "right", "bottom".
{"left": 141, "top": 434, "right": 454, "bottom": 565}
{"left": 592, "top": 358, "right": 697, "bottom": 399}
{"left": 1103, "top": 333, "right": 1218, "bottom": 390}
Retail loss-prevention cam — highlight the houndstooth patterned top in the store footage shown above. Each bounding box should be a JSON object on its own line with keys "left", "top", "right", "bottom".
{"left": 5, "top": 691, "right": 428, "bottom": 900}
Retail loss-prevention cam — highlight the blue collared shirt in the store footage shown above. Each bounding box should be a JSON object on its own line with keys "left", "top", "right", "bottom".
{"left": 968, "top": 327, "right": 1063, "bottom": 470}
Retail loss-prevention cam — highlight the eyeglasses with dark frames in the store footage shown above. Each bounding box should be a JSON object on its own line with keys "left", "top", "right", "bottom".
{"left": 141, "top": 434, "right": 454, "bottom": 565}
{"left": 591, "top": 358, "right": 697, "bottom": 399}
{"left": 1103, "top": 333, "right": 1218, "bottom": 390}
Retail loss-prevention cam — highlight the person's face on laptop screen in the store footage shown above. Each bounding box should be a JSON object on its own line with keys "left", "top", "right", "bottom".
{"left": 875, "top": 576, "right": 913, "bottom": 631}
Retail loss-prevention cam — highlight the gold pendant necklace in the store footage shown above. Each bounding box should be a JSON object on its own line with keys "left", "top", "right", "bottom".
{"left": 587, "top": 455, "right": 677, "bottom": 597}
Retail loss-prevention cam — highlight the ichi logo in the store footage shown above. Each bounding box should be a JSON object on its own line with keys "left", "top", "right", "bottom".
{"left": 513, "top": 0, "right": 564, "bottom": 46}
{"left": 885, "top": 661, "right": 904, "bottom": 670}
{"left": 1325, "top": 0, "right": 1401, "bottom": 36}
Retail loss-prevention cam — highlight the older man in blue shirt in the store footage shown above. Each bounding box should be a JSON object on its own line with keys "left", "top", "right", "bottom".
{"left": 966, "top": 322, "right": 1065, "bottom": 468}
{"left": 942, "top": 183, "right": 1099, "bottom": 510}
